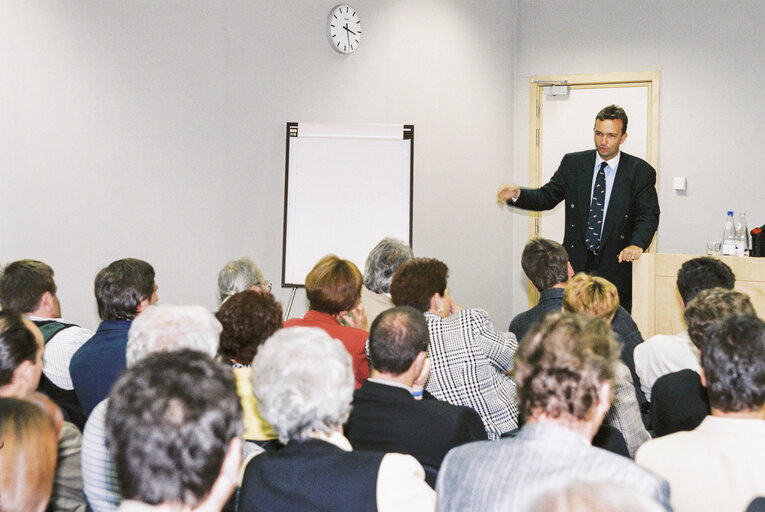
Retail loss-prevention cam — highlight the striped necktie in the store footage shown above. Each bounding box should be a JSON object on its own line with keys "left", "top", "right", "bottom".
{"left": 586, "top": 161, "right": 608, "bottom": 251}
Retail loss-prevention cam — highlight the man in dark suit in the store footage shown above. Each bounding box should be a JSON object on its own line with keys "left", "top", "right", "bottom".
{"left": 498, "top": 105, "right": 660, "bottom": 312}
{"left": 344, "top": 306, "right": 486, "bottom": 487}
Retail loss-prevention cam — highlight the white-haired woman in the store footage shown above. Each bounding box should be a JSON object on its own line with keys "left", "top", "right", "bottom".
{"left": 361, "top": 238, "right": 414, "bottom": 325}
{"left": 239, "top": 327, "right": 435, "bottom": 512}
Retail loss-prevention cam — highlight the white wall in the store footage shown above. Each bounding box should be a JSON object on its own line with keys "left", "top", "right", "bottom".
{"left": 1, "top": 1, "right": 519, "bottom": 330}
{"left": 510, "top": 0, "right": 765, "bottom": 316}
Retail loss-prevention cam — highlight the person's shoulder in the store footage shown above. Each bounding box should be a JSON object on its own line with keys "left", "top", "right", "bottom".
{"left": 619, "top": 151, "right": 655, "bottom": 172}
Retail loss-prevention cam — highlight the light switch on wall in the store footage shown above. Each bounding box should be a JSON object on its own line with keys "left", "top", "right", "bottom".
{"left": 672, "top": 177, "right": 687, "bottom": 191}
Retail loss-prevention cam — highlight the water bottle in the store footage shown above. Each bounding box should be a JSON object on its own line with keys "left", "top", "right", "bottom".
{"left": 722, "top": 211, "right": 736, "bottom": 256}
{"left": 734, "top": 212, "right": 749, "bottom": 257}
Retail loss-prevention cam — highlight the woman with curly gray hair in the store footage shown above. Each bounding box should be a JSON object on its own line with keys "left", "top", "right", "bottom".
{"left": 361, "top": 238, "right": 413, "bottom": 325}
{"left": 239, "top": 326, "right": 435, "bottom": 512}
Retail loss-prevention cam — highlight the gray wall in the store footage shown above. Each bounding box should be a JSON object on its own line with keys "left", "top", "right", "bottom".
{"left": 509, "top": 0, "right": 765, "bottom": 317}
{"left": 1, "top": 1, "right": 518, "bottom": 330}
{"left": 3, "top": 1, "right": 763, "bottom": 332}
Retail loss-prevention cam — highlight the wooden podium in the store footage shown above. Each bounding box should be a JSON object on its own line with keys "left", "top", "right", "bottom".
{"left": 632, "top": 253, "right": 765, "bottom": 339}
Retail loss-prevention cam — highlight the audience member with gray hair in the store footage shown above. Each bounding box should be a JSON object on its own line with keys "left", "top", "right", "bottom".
{"left": 81, "top": 305, "right": 222, "bottom": 512}
{"left": 239, "top": 326, "right": 435, "bottom": 511}
{"left": 106, "top": 350, "right": 242, "bottom": 512}
{"left": 523, "top": 481, "right": 666, "bottom": 512}
{"left": 361, "top": 238, "right": 413, "bottom": 325}
{"left": 217, "top": 257, "right": 271, "bottom": 305}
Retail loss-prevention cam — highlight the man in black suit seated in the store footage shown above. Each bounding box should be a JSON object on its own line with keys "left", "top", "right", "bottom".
{"left": 345, "top": 306, "right": 487, "bottom": 487}
{"left": 509, "top": 238, "right": 648, "bottom": 426}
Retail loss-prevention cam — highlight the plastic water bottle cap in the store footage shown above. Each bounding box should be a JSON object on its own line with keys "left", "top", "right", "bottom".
{"left": 728, "top": 211, "right": 734, "bottom": 215}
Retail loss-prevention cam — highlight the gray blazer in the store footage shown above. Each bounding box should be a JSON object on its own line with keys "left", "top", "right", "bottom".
{"left": 436, "top": 422, "right": 671, "bottom": 512}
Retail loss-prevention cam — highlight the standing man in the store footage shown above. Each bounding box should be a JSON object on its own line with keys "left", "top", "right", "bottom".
{"left": 498, "top": 105, "right": 660, "bottom": 311}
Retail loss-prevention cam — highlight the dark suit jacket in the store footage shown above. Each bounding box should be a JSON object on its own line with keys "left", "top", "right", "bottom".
{"left": 512, "top": 150, "right": 660, "bottom": 310}
{"left": 651, "top": 369, "right": 709, "bottom": 437}
{"left": 345, "top": 380, "right": 486, "bottom": 485}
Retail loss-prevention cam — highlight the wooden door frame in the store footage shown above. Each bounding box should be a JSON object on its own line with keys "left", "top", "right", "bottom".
{"left": 526, "top": 71, "right": 661, "bottom": 307}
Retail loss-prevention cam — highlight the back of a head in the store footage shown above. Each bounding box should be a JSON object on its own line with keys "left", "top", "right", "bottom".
{"left": 521, "top": 238, "right": 569, "bottom": 291}
{"left": 0, "top": 397, "right": 59, "bottom": 512}
{"left": 0, "top": 311, "right": 40, "bottom": 387}
{"left": 368, "top": 306, "right": 428, "bottom": 375}
{"left": 515, "top": 312, "right": 620, "bottom": 421}
{"left": 305, "top": 255, "right": 362, "bottom": 315}
{"left": 217, "top": 257, "right": 264, "bottom": 305}
{"left": 363, "top": 238, "right": 414, "bottom": 295}
{"left": 390, "top": 257, "right": 448, "bottom": 312}
{"left": 95, "top": 258, "right": 155, "bottom": 321}
{"left": 684, "top": 287, "right": 755, "bottom": 349}
{"left": 0, "top": 260, "right": 56, "bottom": 314}
{"left": 701, "top": 315, "right": 765, "bottom": 413}
{"left": 562, "top": 273, "right": 619, "bottom": 322}
{"left": 126, "top": 304, "right": 221, "bottom": 367}
{"left": 216, "top": 290, "right": 283, "bottom": 364}
{"left": 676, "top": 257, "right": 735, "bottom": 305}
{"left": 106, "top": 350, "right": 242, "bottom": 507}
{"left": 525, "top": 481, "right": 666, "bottom": 512}
{"left": 251, "top": 327, "right": 354, "bottom": 444}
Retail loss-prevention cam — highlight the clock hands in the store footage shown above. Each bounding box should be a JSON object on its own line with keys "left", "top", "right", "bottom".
{"left": 342, "top": 24, "right": 357, "bottom": 36}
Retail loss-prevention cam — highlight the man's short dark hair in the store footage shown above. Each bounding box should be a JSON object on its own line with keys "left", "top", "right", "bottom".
{"left": 0, "top": 311, "right": 39, "bottom": 386}
{"left": 702, "top": 315, "right": 765, "bottom": 413}
{"left": 684, "top": 288, "right": 755, "bottom": 349}
{"left": 0, "top": 260, "right": 56, "bottom": 313}
{"left": 521, "top": 239, "right": 569, "bottom": 291}
{"left": 106, "top": 350, "right": 242, "bottom": 506}
{"left": 95, "top": 258, "right": 155, "bottom": 321}
{"left": 595, "top": 105, "right": 628, "bottom": 134}
{"left": 676, "top": 257, "right": 735, "bottom": 305}
{"left": 368, "top": 306, "right": 429, "bottom": 375}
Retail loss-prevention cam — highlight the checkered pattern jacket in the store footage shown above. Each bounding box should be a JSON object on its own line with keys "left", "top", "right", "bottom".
{"left": 424, "top": 309, "right": 518, "bottom": 439}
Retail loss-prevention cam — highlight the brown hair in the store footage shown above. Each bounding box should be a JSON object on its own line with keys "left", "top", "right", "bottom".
{"left": 305, "top": 255, "right": 362, "bottom": 315}
{"left": 216, "top": 290, "right": 283, "bottom": 364}
{"left": 390, "top": 258, "right": 448, "bottom": 313}
{"left": 515, "top": 312, "right": 620, "bottom": 420}
{"left": 684, "top": 288, "right": 755, "bottom": 349}
{"left": 0, "top": 397, "right": 59, "bottom": 512}
{"left": 521, "top": 238, "right": 570, "bottom": 291}
{"left": 0, "top": 260, "right": 56, "bottom": 313}
{"left": 562, "top": 273, "right": 619, "bottom": 322}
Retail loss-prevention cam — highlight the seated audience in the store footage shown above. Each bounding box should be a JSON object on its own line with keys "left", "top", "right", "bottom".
{"left": 390, "top": 257, "right": 518, "bottom": 439}
{"left": 523, "top": 481, "right": 667, "bottom": 512}
{"left": 435, "top": 313, "right": 671, "bottom": 512}
{"left": 216, "top": 290, "right": 283, "bottom": 450}
{"left": 650, "top": 287, "right": 755, "bottom": 436}
{"left": 636, "top": 315, "right": 765, "bottom": 512}
{"left": 0, "top": 259, "right": 93, "bottom": 429}
{"left": 510, "top": 239, "right": 649, "bottom": 423}
{"left": 635, "top": 256, "right": 735, "bottom": 400}
{"left": 344, "top": 306, "right": 486, "bottom": 487}
{"left": 0, "top": 310, "right": 88, "bottom": 511}
{"left": 239, "top": 326, "right": 435, "bottom": 511}
{"left": 562, "top": 273, "right": 650, "bottom": 457}
{"left": 361, "top": 238, "right": 414, "bottom": 325}
{"left": 82, "top": 304, "right": 222, "bottom": 512}
{"left": 217, "top": 256, "right": 272, "bottom": 305}
{"left": 105, "top": 350, "right": 242, "bottom": 512}
{"left": 0, "top": 397, "right": 59, "bottom": 512}
{"left": 70, "top": 258, "right": 158, "bottom": 417}
{"left": 284, "top": 255, "right": 370, "bottom": 388}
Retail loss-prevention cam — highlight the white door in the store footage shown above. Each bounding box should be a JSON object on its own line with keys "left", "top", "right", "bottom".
{"left": 526, "top": 72, "right": 660, "bottom": 304}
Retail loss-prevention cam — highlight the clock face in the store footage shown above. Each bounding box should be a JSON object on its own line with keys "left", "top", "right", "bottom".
{"left": 327, "top": 4, "right": 361, "bottom": 54}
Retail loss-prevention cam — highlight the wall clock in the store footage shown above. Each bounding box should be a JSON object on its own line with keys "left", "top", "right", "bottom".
{"left": 327, "top": 4, "right": 362, "bottom": 54}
